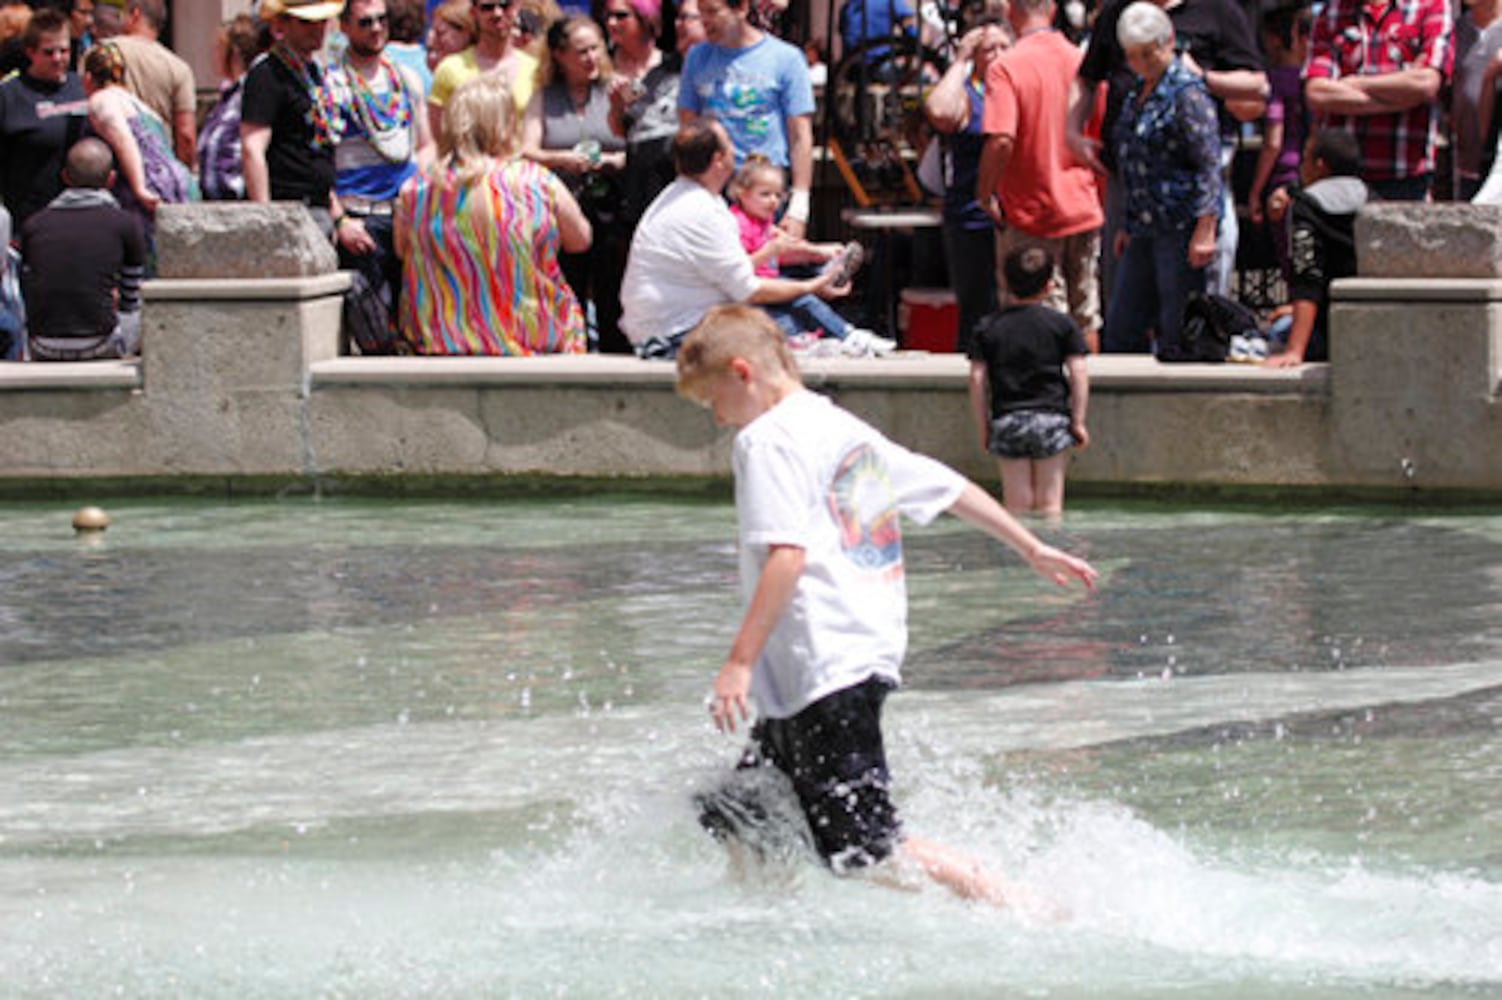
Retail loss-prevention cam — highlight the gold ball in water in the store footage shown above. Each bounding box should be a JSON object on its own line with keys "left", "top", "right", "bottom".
{"left": 72, "top": 506, "right": 111, "bottom": 533}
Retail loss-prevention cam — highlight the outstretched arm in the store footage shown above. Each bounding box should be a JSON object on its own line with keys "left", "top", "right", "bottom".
{"left": 710, "top": 544, "right": 806, "bottom": 733}
{"left": 947, "top": 481, "right": 1098, "bottom": 589}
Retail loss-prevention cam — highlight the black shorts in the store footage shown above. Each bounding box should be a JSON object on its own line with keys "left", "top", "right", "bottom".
{"left": 696, "top": 676, "right": 901, "bottom": 871}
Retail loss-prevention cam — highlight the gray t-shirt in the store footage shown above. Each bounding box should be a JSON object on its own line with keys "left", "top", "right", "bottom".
{"left": 537, "top": 79, "right": 625, "bottom": 195}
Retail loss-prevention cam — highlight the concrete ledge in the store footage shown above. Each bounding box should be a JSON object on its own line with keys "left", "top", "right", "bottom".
{"left": 1332, "top": 277, "right": 1502, "bottom": 301}
{"left": 145, "top": 272, "right": 352, "bottom": 301}
{"left": 310, "top": 352, "right": 1329, "bottom": 395}
{"left": 311, "top": 354, "right": 682, "bottom": 386}
{"left": 0, "top": 360, "right": 142, "bottom": 391}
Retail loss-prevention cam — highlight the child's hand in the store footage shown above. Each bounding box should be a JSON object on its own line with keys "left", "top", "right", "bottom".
{"left": 710, "top": 660, "right": 753, "bottom": 733}
{"left": 811, "top": 266, "right": 851, "bottom": 300}
{"left": 1026, "top": 543, "right": 1098, "bottom": 591}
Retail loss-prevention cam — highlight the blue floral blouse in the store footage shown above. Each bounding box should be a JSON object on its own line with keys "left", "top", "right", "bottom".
{"left": 1113, "top": 58, "right": 1221, "bottom": 237}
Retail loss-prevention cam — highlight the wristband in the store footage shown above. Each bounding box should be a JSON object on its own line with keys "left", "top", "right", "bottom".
{"left": 785, "top": 188, "right": 810, "bottom": 223}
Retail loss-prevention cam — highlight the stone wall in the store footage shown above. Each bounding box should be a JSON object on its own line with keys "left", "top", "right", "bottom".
{"left": 1, "top": 202, "right": 1500, "bottom": 498}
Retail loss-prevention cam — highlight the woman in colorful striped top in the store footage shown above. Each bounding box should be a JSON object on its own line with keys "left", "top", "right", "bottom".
{"left": 394, "top": 73, "right": 591, "bottom": 355}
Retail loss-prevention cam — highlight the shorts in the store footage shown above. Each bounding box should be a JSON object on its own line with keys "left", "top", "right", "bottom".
{"left": 995, "top": 225, "right": 1103, "bottom": 335}
{"left": 696, "top": 676, "right": 901, "bottom": 872}
{"left": 989, "top": 409, "right": 1075, "bottom": 460}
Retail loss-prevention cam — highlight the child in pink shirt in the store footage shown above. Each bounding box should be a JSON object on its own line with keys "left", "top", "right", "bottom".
{"left": 728, "top": 157, "right": 896, "bottom": 356}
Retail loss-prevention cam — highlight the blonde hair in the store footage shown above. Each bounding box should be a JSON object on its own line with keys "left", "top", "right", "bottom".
{"left": 727, "top": 153, "right": 782, "bottom": 207}
{"left": 676, "top": 305, "right": 800, "bottom": 404}
{"left": 82, "top": 41, "right": 127, "bottom": 88}
{"left": 439, "top": 73, "right": 518, "bottom": 187}
{"left": 432, "top": 0, "right": 476, "bottom": 42}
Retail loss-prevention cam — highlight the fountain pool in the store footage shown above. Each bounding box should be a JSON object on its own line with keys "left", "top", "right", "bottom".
{"left": 0, "top": 495, "right": 1498, "bottom": 996}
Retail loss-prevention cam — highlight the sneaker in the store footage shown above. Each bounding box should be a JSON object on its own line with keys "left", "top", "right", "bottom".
{"left": 1244, "top": 335, "right": 1269, "bottom": 362}
{"left": 1227, "top": 333, "right": 1252, "bottom": 363}
{"left": 840, "top": 328, "right": 898, "bottom": 357}
{"left": 823, "top": 241, "right": 865, "bottom": 286}
{"left": 787, "top": 332, "right": 822, "bottom": 354}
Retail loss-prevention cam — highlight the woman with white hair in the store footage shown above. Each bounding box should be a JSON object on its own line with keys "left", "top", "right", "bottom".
{"left": 1102, "top": 0, "right": 1220, "bottom": 355}
{"left": 394, "top": 73, "right": 592, "bottom": 355}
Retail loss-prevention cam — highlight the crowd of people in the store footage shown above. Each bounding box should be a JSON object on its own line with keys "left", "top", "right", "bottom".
{"left": 0, "top": 0, "right": 1492, "bottom": 375}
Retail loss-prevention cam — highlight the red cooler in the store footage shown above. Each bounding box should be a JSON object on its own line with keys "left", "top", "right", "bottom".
{"left": 897, "top": 288, "right": 959, "bottom": 352}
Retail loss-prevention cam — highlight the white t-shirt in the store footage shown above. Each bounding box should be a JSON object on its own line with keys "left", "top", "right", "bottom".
{"left": 734, "top": 390, "right": 966, "bottom": 719}
{"left": 620, "top": 177, "right": 760, "bottom": 345}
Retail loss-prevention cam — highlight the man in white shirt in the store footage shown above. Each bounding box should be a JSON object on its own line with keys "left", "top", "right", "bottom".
{"left": 620, "top": 120, "right": 845, "bottom": 358}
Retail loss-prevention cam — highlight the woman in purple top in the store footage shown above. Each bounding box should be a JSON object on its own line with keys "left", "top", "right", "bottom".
{"left": 197, "top": 14, "right": 264, "bottom": 200}
{"left": 1247, "top": 3, "right": 1309, "bottom": 282}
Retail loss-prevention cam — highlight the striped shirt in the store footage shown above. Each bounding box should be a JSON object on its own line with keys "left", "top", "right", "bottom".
{"left": 395, "top": 157, "right": 585, "bottom": 355}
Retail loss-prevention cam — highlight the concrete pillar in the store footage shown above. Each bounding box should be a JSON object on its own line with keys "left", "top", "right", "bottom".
{"left": 142, "top": 274, "right": 349, "bottom": 476}
{"left": 1328, "top": 279, "right": 1502, "bottom": 492}
{"left": 1328, "top": 204, "right": 1502, "bottom": 493}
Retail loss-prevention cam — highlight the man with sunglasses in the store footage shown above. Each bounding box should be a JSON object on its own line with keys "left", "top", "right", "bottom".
{"left": 242, "top": 0, "right": 342, "bottom": 224}
{"left": 428, "top": 0, "right": 538, "bottom": 140}
{"left": 325, "top": 0, "right": 433, "bottom": 351}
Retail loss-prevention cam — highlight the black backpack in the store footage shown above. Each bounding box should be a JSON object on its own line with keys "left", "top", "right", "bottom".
{"left": 1159, "top": 292, "right": 1259, "bottom": 363}
{"left": 342, "top": 270, "right": 402, "bottom": 356}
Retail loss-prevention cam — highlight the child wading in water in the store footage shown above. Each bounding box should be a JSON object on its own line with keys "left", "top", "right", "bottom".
{"left": 679, "top": 304, "right": 1098, "bottom": 904}
{"left": 968, "top": 244, "right": 1090, "bottom": 518}
{"left": 727, "top": 156, "right": 896, "bottom": 357}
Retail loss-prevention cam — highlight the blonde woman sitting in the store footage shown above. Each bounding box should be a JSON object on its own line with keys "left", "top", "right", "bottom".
{"left": 394, "top": 73, "right": 591, "bottom": 355}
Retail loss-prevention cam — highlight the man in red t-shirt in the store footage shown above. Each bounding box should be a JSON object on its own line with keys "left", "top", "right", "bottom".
{"left": 978, "top": 0, "right": 1104, "bottom": 350}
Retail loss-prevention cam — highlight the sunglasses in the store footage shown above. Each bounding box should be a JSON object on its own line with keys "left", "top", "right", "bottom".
{"left": 354, "top": 12, "right": 389, "bottom": 27}
{"left": 473, "top": 0, "right": 510, "bottom": 10}
{"left": 605, "top": 9, "right": 634, "bottom": 19}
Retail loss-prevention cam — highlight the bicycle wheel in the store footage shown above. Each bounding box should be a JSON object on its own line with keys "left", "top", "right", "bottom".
{"left": 823, "top": 38, "right": 948, "bottom": 146}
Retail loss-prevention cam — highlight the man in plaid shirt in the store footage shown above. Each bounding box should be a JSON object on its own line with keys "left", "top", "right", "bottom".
{"left": 1305, "top": 0, "right": 1454, "bottom": 200}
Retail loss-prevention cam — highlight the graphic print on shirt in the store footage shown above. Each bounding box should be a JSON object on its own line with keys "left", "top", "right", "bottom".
{"left": 826, "top": 443, "right": 904, "bottom": 579}
{"left": 697, "top": 66, "right": 775, "bottom": 141}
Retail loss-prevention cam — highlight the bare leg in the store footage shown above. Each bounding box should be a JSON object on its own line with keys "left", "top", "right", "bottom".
{"left": 997, "top": 458, "right": 1036, "bottom": 516}
{"left": 1031, "top": 452, "right": 1071, "bottom": 519}
{"left": 896, "top": 835, "right": 1015, "bottom": 905}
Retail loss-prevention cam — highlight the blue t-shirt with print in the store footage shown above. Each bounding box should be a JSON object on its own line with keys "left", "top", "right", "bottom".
{"left": 679, "top": 35, "right": 815, "bottom": 168}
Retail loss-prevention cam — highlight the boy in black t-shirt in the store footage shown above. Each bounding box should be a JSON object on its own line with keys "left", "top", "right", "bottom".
{"left": 1262, "top": 128, "right": 1367, "bottom": 367}
{"left": 967, "top": 244, "right": 1090, "bottom": 518}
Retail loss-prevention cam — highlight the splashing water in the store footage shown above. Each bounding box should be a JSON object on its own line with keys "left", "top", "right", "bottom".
{"left": 0, "top": 497, "right": 1498, "bottom": 996}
